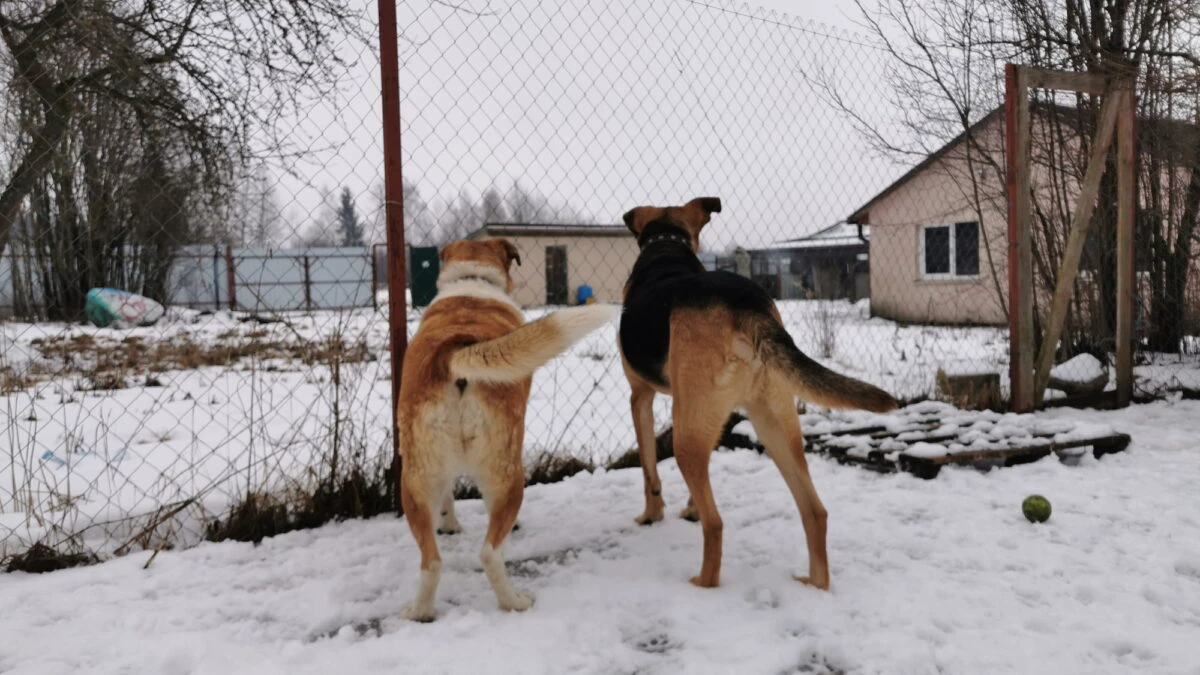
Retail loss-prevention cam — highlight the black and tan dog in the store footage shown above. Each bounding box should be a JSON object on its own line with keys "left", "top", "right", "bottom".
{"left": 619, "top": 198, "right": 898, "bottom": 590}
{"left": 397, "top": 238, "right": 618, "bottom": 621}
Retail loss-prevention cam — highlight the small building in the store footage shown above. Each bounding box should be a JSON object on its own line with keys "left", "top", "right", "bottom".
{"left": 846, "top": 107, "right": 1007, "bottom": 326}
{"left": 748, "top": 222, "right": 870, "bottom": 301}
{"left": 468, "top": 222, "right": 639, "bottom": 307}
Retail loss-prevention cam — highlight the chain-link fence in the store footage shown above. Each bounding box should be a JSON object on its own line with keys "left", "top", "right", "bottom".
{"left": 0, "top": 0, "right": 396, "bottom": 568}
{"left": 3, "top": 0, "right": 1198, "bottom": 569}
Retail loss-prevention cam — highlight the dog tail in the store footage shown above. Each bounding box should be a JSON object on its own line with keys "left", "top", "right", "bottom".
{"left": 757, "top": 322, "right": 898, "bottom": 412}
{"left": 449, "top": 303, "right": 620, "bottom": 383}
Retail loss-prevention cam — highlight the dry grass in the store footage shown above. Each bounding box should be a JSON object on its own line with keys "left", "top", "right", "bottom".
{"left": 20, "top": 331, "right": 375, "bottom": 393}
{"left": 205, "top": 465, "right": 397, "bottom": 545}
{"left": 4, "top": 543, "right": 98, "bottom": 574}
{"left": 1, "top": 366, "right": 36, "bottom": 395}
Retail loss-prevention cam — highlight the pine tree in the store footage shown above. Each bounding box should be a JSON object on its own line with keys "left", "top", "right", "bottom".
{"left": 336, "top": 187, "right": 365, "bottom": 247}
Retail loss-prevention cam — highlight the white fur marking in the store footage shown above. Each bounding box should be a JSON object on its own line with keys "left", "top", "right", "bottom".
{"left": 429, "top": 261, "right": 518, "bottom": 311}
{"left": 401, "top": 559, "right": 442, "bottom": 621}
{"left": 436, "top": 261, "right": 509, "bottom": 291}
{"left": 480, "top": 543, "right": 534, "bottom": 611}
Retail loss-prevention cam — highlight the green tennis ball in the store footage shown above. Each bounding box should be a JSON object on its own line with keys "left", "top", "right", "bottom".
{"left": 1022, "top": 495, "right": 1052, "bottom": 523}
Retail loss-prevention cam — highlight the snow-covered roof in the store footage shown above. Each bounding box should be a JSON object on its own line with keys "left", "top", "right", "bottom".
{"left": 761, "top": 222, "right": 869, "bottom": 250}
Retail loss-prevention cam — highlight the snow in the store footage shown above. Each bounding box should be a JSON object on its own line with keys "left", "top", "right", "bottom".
{"left": 1051, "top": 353, "right": 1107, "bottom": 384}
{"left": 2, "top": 400, "right": 1200, "bottom": 674}
{"left": 6, "top": 299, "right": 1200, "bottom": 561}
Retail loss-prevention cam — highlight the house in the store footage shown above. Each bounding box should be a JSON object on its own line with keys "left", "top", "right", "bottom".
{"left": 848, "top": 102, "right": 1200, "bottom": 330}
{"left": 467, "top": 222, "right": 639, "bottom": 307}
{"left": 847, "top": 106, "right": 1018, "bottom": 326}
{"left": 748, "top": 222, "right": 870, "bottom": 301}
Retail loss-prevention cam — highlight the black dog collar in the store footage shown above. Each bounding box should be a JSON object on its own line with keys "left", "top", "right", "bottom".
{"left": 638, "top": 231, "right": 693, "bottom": 250}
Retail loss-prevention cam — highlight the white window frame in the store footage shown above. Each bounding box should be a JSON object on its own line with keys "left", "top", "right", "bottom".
{"left": 919, "top": 222, "right": 980, "bottom": 281}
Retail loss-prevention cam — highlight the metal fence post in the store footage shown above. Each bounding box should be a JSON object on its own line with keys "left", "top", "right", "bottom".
{"left": 379, "top": 0, "right": 409, "bottom": 516}
{"left": 225, "top": 244, "right": 237, "bottom": 311}
{"left": 303, "top": 253, "right": 313, "bottom": 312}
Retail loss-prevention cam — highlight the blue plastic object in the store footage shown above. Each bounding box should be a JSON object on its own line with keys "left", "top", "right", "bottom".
{"left": 576, "top": 284, "right": 594, "bottom": 304}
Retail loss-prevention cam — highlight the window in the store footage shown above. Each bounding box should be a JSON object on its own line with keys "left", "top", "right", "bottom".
{"left": 922, "top": 221, "right": 979, "bottom": 279}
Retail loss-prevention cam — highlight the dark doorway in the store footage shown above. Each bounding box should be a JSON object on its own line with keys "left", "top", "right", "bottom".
{"left": 545, "top": 245, "right": 568, "bottom": 305}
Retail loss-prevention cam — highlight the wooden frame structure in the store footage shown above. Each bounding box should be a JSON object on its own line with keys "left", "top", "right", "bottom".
{"left": 1004, "top": 64, "right": 1137, "bottom": 412}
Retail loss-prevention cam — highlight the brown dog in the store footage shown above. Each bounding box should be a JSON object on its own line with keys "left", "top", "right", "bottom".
{"left": 618, "top": 198, "right": 898, "bottom": 590}
{"left": 397, "top": 238, "right": 618, "bottom": 621}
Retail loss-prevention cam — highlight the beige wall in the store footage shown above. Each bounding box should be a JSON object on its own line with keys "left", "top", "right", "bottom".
{"left": 866, "top": 133, "right": 1011, "bottom": 326}
{"left": 471, "top": 231, "right": 640, "bottom": 307}
{"left": 867, "top": 110, "right": 1200, "bottom": 334}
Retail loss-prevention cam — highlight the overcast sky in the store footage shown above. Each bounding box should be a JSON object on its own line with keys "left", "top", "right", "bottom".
{"left": 272, "top": 0, "right": 906, "bottom": 250}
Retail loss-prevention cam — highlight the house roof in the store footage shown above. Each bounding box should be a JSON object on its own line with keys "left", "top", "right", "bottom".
{"left": 471, "top": 222, "right": 629, "bottom": 238}
{"left": 847, "top": 101, "right": 1200, "bottom": 225}
{"left": 846, "top": 106, "right": 1006, "bottom": 225}
{"left": 758, "top": 222, "right": 870, "bottom": 251}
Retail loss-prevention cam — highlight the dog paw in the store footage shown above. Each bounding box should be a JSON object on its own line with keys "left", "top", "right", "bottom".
{"left": 499, "top": 590, "right": 535, "bottom": 612}
{"left": 689, "top": 574, "right": 719, "bottom": 588}
{"left": 794, "top": 575, "right": 830, "bottom": 591}
{"left": 436, "top": 524, "right": 462, "bottom": 535}
{"left": 401, "top": 601, "right": 437, "bottom": 622}
{"left": 635, "top": 511, "right": 664, "bottom": 526}
{"left": 679, "top": 505, "right": 700, "bottom": 522}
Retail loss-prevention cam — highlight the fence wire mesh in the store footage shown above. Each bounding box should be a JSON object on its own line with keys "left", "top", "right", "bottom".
{"left": 1, "top": 0, "right": 1196, "bottom": 568}
{"left": 0, "top": 0, "right": 395, "bottom": 567}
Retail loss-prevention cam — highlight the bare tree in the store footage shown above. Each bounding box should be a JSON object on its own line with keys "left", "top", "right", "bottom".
{"left": 295, "top": 186, "right": 340, "bottom": 248}
{"left": 0, "top": 0, "right": 364, "bottom": 316}
{"left": 821, "top": 0, "right": 1200, "bottom": 356}
{"left": 221, "top": 163, "right": 284, "bottom": 247}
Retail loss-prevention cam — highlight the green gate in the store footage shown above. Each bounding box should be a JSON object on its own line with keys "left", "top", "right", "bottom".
{"left": 409, "top": 246, "right": 440, "bottom": 307}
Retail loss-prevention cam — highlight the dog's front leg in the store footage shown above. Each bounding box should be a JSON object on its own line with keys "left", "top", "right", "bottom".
{"left": 630, "top": 385, "right": 665, "bottom": 525}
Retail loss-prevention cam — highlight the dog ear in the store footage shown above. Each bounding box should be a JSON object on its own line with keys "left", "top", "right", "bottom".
{"left": 688, "top": 197, "right": 722, "bottom": 215}
{"left": 622, "top": 208, "right": 638, "bottom": 233}
{"left": 494, "top": 238, "right": 522, "bottom": 267}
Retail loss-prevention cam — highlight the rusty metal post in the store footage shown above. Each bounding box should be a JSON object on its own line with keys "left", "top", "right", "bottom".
{"left": 370, "top": 243, "right": 380, "bottom": 311}
{"left": 1005, "top": 64, "right": 1034, "bottom": 412}
{"left": 303, "top": 254, "right": 313, "bottom": 312}
{"left": 379, "top": 0, "right": 409, "bottom": 516}
{"left": 225, "top": 244, "right": 237, "bottom": 311}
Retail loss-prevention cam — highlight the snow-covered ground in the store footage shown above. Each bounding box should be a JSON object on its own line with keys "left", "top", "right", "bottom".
{"left": 2, "top": 399, "right": 1199, "bottom": 675}
{"left": 2, "top": 299, "right": 1199, "bottom": 561}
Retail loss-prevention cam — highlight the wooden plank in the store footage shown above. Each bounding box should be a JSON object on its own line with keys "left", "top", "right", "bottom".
{"left": 1116, "top": 86, "right": 1136, "bottom": 407}
{"left": 898, "top": 433, "right": 1131, "bottom": 469}
{"left": 1005, "top": 64, "right": 1036, "bottom": 412}
{"left": 1024, "top": 67, "right": 1111, "bottom": 95}
{"left": 1032, "top": 88, "right": 1122, "bottom": 406}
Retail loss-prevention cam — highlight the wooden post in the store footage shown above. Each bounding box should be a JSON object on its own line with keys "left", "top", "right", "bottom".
{"left": 379, "top": 0, "right": 409, "bottom": 516}
{"left": 1005, "top": 64, "right": 1035, "bottom": 413}
{"left": 224, "top": 244, "right": 237, "bottom": 311}
{"left": 1032, "top": 85, "right": 1120, "bottom": 406}
{"left": 1116, "top": 86, "right": 1136, "bottom": 407}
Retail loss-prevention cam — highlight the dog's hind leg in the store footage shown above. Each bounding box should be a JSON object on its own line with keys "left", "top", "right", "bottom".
{"left": 672, "top": 400, "right": 730, "bottom": 588}
{"left": 478, "top": 460, "right": 534, "bottom": 612}
{"left": 745, "top": 389, "right": 830, "bottom": 590}
{"left": 437, "top": 489, "right": 462, "bottom": 535}
{"left": 400, "top": 465, "right": 444, "bottom": 621}
{"left": 630, "top": 381, "right": 665, "bottom": 525}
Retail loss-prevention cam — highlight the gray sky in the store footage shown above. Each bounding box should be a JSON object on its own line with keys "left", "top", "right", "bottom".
{"left": 272, "top": 0, "right": 906, "bottom": 250}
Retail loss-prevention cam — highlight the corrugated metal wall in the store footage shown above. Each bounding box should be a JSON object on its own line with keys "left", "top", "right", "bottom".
{"left": 0, "top": 245, "right": 376, "bottom": 318}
